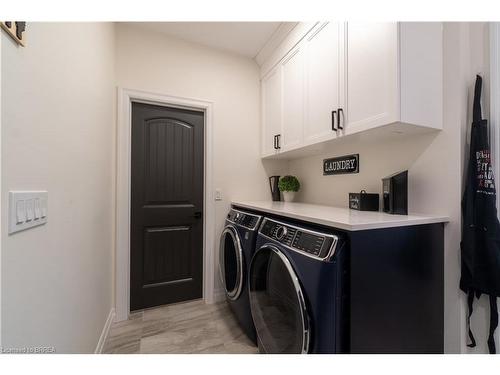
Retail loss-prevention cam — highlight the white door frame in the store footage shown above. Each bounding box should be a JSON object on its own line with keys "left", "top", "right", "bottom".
{"left": 115, "top": 87, "right": 215, "bottom": 322}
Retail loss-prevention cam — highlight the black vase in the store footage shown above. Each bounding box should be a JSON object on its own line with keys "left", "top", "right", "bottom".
{"left": 269, "top": 176, "right": 281, "bottom": 202}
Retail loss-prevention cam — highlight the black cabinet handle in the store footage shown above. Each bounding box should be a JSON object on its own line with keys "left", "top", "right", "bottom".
{"left": 331, "top": 110, "right": 337, "bottom": 131}
{"left": 277, "top": 134, "right": 281, "bottom": 149}
{"left": 194, "top": 211, "right": 202, "bottom": 219}
{"left": 338, "top": 108, "right": 344, "bottom": 130}
{"left": 273, "top": 135, "right": 277, "bottom": 150}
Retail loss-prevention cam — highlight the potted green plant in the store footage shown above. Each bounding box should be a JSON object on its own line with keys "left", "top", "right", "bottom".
{"left": 278, "top": 175, "right": 300, "bottom": 202}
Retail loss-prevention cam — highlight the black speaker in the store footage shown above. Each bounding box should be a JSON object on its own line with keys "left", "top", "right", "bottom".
{"left": 382, "top": 171, "right": 408, "bottom": 215}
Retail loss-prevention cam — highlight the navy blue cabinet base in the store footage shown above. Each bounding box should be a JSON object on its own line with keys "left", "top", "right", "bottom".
{"left": 349, "top": 224, "right": 444, "bottom": 354}
{"left": 234, "top": 205, "right": 444, "bottom": 354}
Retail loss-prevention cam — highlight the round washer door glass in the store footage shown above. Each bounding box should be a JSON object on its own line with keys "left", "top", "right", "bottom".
{"left": 249, "top": 246, "right": 309, "bottom": 353}
{"left": 219, "top": 226, "right": 243, "bottom": 300}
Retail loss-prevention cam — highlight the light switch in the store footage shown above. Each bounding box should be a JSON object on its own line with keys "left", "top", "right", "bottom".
{"left": 215, "top": 189, "right": 222, "bottom": 201}
{"left": 34, "top": 198, "right": 41, "bottom": 219}
{"left": 26, "top": 199, "right": 34, "bottom": 221}
{"left": 9, "top": 191, "right": 48, "bottom": 234}
{"left": 41, "top": 198, "right": 47, "bottom": 218}
{"left": 16, "top": 200, "right": 26, "bottom": 224}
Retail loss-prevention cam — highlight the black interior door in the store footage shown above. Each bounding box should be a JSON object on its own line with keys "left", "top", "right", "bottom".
{"left": 130, "top": 102, "right": 204, "bottom": 311}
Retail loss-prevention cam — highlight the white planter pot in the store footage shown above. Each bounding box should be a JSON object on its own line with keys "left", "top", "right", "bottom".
{"left": 282, "top": 191, "right": 296, "bottom": 202}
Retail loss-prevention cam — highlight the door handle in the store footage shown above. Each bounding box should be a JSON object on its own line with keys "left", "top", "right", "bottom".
{"left": 332, "top": 110, "right": 337, "bottom": 131}
{"left": 337, "top": 108, "right": 344, "bottom": 130}
{"left": 276, "top": 134, "right": 281, "bottom": 149}
{"left": 194, "top": 211, "right": 202, "bottom": 219}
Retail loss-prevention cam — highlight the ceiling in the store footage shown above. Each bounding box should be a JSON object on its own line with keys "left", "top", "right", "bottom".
{"left": 127, "top": 22, "right": 287, "bottom": 58}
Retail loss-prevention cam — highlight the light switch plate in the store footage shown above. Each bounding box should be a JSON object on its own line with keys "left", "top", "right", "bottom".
{"left": 9, "top": 191, "right": 48, "bottom": 234}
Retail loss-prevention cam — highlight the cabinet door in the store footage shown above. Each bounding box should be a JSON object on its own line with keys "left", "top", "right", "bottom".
{"left": 345, "top": 23, "right": 399, "bottom": 135}
{"left": 281, "top": 46, "right": 305, "bottom": 151}
{"left": 261, "top": 66, "right": 283, "bottom": 156}
{"left": 304, "top": 22, "right": 344, "bottom": 143}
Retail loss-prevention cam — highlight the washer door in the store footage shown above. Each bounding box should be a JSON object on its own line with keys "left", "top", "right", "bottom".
{"left": 249, "top": 245, "right": 310, "bottom": 354}
{"left": 219, "top": 225, "right": 244, "bottom": 300}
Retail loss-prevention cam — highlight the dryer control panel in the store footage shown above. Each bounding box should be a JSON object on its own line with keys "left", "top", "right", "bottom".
{"left": 227, "top": 209, "right": 261, "bottom": 230}
{"left": 259, "top": 218, "right": 339, "bottom": 260}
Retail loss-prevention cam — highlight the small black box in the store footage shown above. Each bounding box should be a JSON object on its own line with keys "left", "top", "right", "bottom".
{"left": 382, "top": 170, "right": 408, "bottom": 215}
{"left": 349, "top": 190, "right": 380, "bottom": 211}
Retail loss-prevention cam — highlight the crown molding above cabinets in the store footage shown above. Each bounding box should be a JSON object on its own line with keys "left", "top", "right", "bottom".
{"left": 255, "top": 22, "right": 299, "bottom": 67}
{"left": 260, "top": 22, "right": 443, "bottom": 160}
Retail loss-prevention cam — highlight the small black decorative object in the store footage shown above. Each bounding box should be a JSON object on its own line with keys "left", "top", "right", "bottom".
{"left": 349, "top": 190, "right": 379, "bottom": 211}
{"left": 323, "top": 154, "right": 359, "bottom": 175}
{"left": 382, "top": 170, "right": 408, "bottom": 215}
{"left": 269, "top": 176, "right": 281, "bottom": 202}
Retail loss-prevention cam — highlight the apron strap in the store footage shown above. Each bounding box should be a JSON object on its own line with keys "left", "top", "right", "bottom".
{"left": 467, "top": 289, "right": 477, "bottom": 348}
{"left": 487, "top": 295, "right": 498, "bottom": 354}
{"left": 473, "top": 75, "right": 483, "bottom": 123}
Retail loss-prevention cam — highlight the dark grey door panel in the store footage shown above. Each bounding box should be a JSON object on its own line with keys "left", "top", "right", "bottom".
{"left": 130, "top": 102, "right": 204, "bottom": 311}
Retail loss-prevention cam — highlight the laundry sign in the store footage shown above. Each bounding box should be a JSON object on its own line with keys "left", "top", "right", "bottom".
{"left": 323, "top": 154, "right": 359, "bottom": 175}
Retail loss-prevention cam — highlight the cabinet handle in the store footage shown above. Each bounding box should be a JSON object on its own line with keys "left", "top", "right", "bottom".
{"left": 338, "top": 108, "right": 344, "bottom": 130}
{"left": 331, "top": 110, "right": 337, "bottom": 131}
{"left": 277, "top": 134, "right": 281, "bottom": 149}
{"left": 273, "top": 135, "right": 277, "bottom": 150}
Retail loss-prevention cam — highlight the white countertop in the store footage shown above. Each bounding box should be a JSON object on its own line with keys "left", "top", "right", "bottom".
{"left": 231, "top": 201, "right": 449, "bottom": 231}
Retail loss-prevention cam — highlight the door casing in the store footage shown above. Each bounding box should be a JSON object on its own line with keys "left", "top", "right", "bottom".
{"left": 115, "top": 87, "right": 215, "bottom": 321}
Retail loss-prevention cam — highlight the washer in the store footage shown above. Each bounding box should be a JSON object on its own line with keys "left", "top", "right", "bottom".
{"left": 219, "top": 208, "right": 262, "bottom": 344}
{"left": 249, "top": 216, "right": 348, "bottom": 354}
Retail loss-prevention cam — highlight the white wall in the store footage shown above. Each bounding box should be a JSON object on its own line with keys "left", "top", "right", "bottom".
{"left": 114, "top": 23, "right": 283, "bottom": 297}
{"left": 285, "top": 23, "right": 493, "bottom": 353}
{"left": 1, "top": 23, "right": 115, "bottom": 353}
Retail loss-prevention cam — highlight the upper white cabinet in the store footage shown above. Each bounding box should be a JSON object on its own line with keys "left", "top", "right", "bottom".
{"left": 261, "top": 66, "right": 282, "bottom": 156}
{"left": 260, "top": 22, "right": 443, "bottom": 159}
{"left": 281, "top": 45, "right": 305, "bottom": 151}
{"left": 399, "top": 22, "right": 443, "bottom": 129}
{"left": 304, "top": 22, "right": 344, "bottom": 144}
{"left": 345, "top": 22, "right": 399, "bottom": 135}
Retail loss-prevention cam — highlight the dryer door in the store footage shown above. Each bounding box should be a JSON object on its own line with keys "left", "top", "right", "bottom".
{"left": 249, "top": 245, "right": 310, "bottom": 353}
{"left": 219, "top": 225, "right": 244, "bottom": 300}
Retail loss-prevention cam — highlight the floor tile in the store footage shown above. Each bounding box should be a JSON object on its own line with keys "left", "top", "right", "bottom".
{"left": 102, "top": 300, "right": 258, "bottom": 354}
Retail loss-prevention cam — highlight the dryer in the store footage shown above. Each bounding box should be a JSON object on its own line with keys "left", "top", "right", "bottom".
{"left": 249, "top": 216, "right": 348, "bottom": 354}
{"left": 219, "top": 208, "right": 262, "bottom": 344}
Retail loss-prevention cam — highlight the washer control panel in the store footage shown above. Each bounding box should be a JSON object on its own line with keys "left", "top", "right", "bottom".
{"left": 227, "top": 209, "right": 261, "bottom": 230}
{"left": 259, "top": 218, "right": 338, "bottom": 260}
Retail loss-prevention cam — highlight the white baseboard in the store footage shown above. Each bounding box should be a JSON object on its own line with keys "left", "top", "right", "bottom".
{"left": 95, "top": 307, "right": 115, "bottom": 354}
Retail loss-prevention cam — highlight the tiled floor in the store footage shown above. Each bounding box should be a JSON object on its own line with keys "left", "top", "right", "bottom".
{"left": 102, "top": 299, "right": 259, "bottom": 354}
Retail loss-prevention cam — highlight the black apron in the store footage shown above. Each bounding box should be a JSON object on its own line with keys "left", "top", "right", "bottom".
{"left": 460, "top": 75, "right": 500, "bottom": 354}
